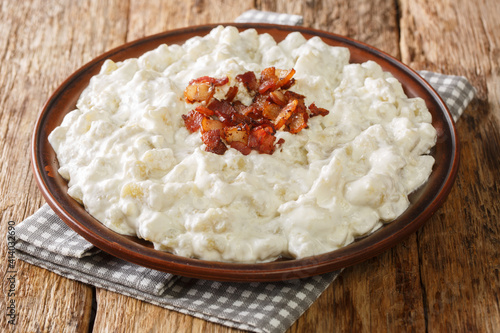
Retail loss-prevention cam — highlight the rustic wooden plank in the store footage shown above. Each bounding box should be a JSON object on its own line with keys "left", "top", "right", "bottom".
{"left": 12, "top": 263, "right": 93, "bottom": 333}
{"left": 290, "top": 235, "right": 425, "bottom": 332}
{"left": 94, "top": 289, "right": 245, "bottom": 333}
{"left": 0, "top": 0, "right": 130, "bottom": 331}
{"left": 0, "top": 0, "right": 92, "bottom": 331}
{"left": 126, "top": 0, "right": 255, "bottom": 42}
{"left": 259, "top": 0, "right": 401, "bottom": 58}
{"left": 400, "top": 0, "right": 500, "bottom": 331}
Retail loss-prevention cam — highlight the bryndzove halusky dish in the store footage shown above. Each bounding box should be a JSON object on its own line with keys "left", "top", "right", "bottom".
{"left": 48, "top": 26, "right": 437, "bottom": 263}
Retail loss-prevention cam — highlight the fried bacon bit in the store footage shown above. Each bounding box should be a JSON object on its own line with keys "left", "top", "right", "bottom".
{"left": 182, "top": 68, "right": 330, "bottom": 155}
{"left": 274, "top": 99, "right": 297, "bottom": 130}
{"left": 269, "top": 90, "right": 287, "bottom": 106}
{"left": 275, "top": 68, "right": 296, "bottom": 90}
{"left": 222, "top": 124, "right": 250, "bottom": 145}
{"left": 230, "top": 141, "right": 252, "bottom": 155}
{"left": 236, "top": 71, "right": 258, "bottom": 91}
{"left": 262, "top": 99, "right": 282, "bottom": 120}
{"left": 194, "top": 105, "right": 215, "bottom": 117}
{"left": 309, "top": 103, "right": 330, "bottom": 117}
{"left": 288, "top": 112, "right": 308, "bottom": 134}
{"left": 184, "top": 76, "right": 229, "bottom": 103}
{"left": 248, "top": 125, "right": 276, "bottom": 154}
{"left": 201, "top": 117, "right": 224, "bottom": 133}
{"left": 202, "top": 130, "right": 228, "bottom": 155}
{"left": 258, "top": 67, "right": 296, "bottom": 94}
{"left": 182, "top": 110, "right": 204, "bottom": 132}
{"left": 184, "top": 82, "right": 214, "bottom": 103}
{"left": 225, "top": 86, "right": 239, "bottom": 102}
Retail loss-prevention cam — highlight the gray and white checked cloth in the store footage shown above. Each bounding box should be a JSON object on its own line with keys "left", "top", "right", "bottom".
{"left": 235, "top": 9, "right": 303, "bottom": 26}
{"left": 15, "top": 10, "right": 475, "bottom": 333}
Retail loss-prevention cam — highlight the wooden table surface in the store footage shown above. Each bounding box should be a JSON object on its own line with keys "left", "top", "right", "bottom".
{"left": 1, "top": 0, "right": 499, "bottom": 332}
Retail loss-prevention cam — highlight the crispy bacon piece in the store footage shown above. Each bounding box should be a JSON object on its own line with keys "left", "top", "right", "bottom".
{"left": 194, "top": 105, "right": 215, "bottom": 117}
{"left": 182, "top": 110, "right": 204, "bottom": 132}
{"left": 185, "top": 76, "right": 229, "bottom": 104}
{"left": 248, "top": 125, "right": 276, "bottom": 154}
{"left": 270, "top": 90, "right": 287, "bottom": 106}
{"left": 230, "top": 141, "right": 252, "bottom": 155}
{"left": 281, "top": 78, "right": 295, "bottom": 90}
{"left": 184, "top": 82, "right": 214, "bottom": 104}
{"left": 309, "top": 103, "right": 330, "bottom": 117}
{"left": 288, "top": 112, "right": 308, "bottom": 134}
{"left": 222, "top": 124, "right": 250, "bottom": 145}
{"left": 232, "top": 101, "right": 247, "bottom": 114}
{"left": 202, "top": 129, "right": 227, "bottom": 155}
{"left": 225, "top": 86, "right": 239, "bottom": 102}
{"left": 258, "top": 67, "right": 279, "bottom": 94}
{"left": 275, "top": 68, "right": 296, "bottom": 90}
{"left": 262, "top": 99, "right": 282, "bottom": 121}
{"left": 207, "top": 99, "right": 235, "bottom": 115}
{"left": 207, "top": 99, "right": 238, "bottom": 125}
{"left": 258, "top": 68, "right": 296, "bottom": 94}
{"left": 201, "top": 117, "right": 224, "bottom": 133}
{"left": 182, "top": 67, "right": 330, "bottom": 155}
{"left": 229, "top": 112, "right": 253, "bottom": 127}
{"left": 274, "top": 99, "right": 298, "bottom": 130}
{"left": 284, "top": 90, "right": 306, "bottom": 102}
{"left": 236, "top": 71, "right": 258, "bottom": 91}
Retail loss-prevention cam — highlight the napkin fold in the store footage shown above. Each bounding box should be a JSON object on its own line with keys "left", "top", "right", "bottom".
{"left": 15, "top": 10, "right": 476, "bottom": 333}
{"left": 418, "top": 71, "right": 475, "bottom": 122}
{"left": 16, "top": 206, "right": 340, "bottom": 333}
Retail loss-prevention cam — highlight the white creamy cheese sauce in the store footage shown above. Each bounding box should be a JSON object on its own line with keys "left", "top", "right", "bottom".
{"left": 49, "top": 26, "right": 437, "bottom": 262}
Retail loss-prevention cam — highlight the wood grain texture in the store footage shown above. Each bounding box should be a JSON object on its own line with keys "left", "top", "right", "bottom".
{"left": 400, "top": 0, "right": 500, "bottom": 331}
{"left": 127, "top": 0, "right": 255, "bottom": 42}
{"left": 0, "top": 0, "right": 498, "bottom": 332}
{"left": 259, "top": 0, "right": 401, "bottom": 58}
{"left": 0, "top": 1, "right": 97, "bottom": 331}
{"left": 94, "top": 289, "right": 245, "bottom": 333}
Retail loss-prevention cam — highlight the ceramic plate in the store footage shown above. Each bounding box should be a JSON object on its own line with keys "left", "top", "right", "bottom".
{"left": 31, "top": 23, "right": 459, "bottom": 282}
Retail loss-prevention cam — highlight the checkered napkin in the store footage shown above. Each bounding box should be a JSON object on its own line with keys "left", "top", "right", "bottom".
{"left": 15, "top": 10, "right": 475, "bottom": 333}
{"left": 15, "top": 205, "right": 340, "bottom": 333}
{"left": 235, "top": 9, "right": 303, "bottom": 25}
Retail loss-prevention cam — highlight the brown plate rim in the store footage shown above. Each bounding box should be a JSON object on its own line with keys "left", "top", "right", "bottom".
{"left": 31, "top": 23, "right": 459, "bottom": 282}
